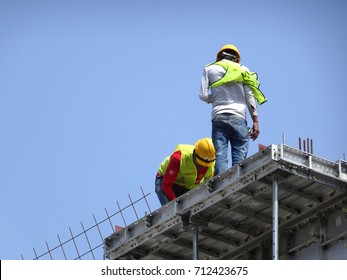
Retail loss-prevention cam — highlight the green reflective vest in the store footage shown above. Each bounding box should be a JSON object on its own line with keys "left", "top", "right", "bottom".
{"left": 209, "top": 60, "right": 267, "bottom": 105}
{"left": 158, "top": 144, "right": 214, "bottom": 190}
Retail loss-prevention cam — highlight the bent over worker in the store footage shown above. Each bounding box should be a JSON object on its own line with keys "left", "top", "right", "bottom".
{"left": 199, "top": 44, "right": 266, "bottom": 175}
{"left": 155, "top": 138, "right": 215, "bottom": 206}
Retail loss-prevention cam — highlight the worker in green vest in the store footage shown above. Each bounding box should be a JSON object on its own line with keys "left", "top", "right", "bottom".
{"left": 199, "top": 44, "right": 266, "bottom": 175}
{"left": 155, "top": 138, "right": 215, "bottom": 205}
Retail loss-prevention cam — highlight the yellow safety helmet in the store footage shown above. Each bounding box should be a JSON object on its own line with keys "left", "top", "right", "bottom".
{"left": 216, "top": 44, "right": 241, "bottom": 62}
{"left": 194, "top": 138, "right": 216, "bottom": 167}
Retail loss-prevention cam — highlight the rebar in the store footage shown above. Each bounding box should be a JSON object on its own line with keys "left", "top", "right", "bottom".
{"left": 23, "top": 188, "right": 152, "bottom": 260}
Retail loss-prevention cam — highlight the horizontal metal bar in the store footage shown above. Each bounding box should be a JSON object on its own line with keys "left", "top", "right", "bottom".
{"left": 105, "top": 215, "right": 183, "bottom": 259}
{"left": 321, "top": 231, "right": 347, "bottom": 248}
{"left": 287, "top": 237, "right": 319, "bottom": 254}
{"left": 279, "top": 145, "right": 347, "bottom": 188}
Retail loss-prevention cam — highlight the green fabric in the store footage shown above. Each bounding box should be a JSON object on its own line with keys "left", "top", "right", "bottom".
{"left": 158, "top": 144, "right": 214, "bottom": 190}
{"left": 209, "top": 60, "right": 267, "bottom": 105}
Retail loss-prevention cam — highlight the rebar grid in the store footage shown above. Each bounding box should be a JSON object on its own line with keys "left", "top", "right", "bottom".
{"left": 21, "top": 187, "right": 152, "bottom": 260}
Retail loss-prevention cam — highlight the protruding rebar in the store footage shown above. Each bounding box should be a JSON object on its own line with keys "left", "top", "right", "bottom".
{"left": 27, "top": 187, "right": 152, "bottom": 260}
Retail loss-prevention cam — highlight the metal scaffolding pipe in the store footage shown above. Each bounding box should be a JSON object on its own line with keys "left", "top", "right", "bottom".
{"left": 192, "top": 225, "right": 199, "bottom": 260}
{"left": 272, "top": 177, "right": 279, "bottom": 260}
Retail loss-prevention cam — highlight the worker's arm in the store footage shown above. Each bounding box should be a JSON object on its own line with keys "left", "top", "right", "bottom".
{"left": 162, "top": 151, "right": 181, "bottom": 201}
{"left": 199, "top": 68, "right": 213, "bottom": 103}
{"left": 244, "top": 85, "right": 260, "bottom": 141}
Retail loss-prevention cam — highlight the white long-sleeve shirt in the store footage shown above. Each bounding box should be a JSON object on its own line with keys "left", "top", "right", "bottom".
{"left": 199, "top": 60, "right": 258, "bottom": 121}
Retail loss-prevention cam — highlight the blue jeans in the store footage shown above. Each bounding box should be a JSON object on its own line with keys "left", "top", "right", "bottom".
{"left": 155, "top": 176, "right": 170, "bottom": 206}
{"left": 212, "top": 113, "right": 249, "bottom": 175}
{"left": 155, "top": 176, "right": 189, "bottom": 206}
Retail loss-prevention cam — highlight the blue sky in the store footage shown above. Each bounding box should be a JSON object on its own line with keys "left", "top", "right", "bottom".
{"left": 0, "top": 0, "right": 346, "bottom": 260}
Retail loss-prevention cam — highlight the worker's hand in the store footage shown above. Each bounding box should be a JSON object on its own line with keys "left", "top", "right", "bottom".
{"left": 249, "top": 122, "right": 260, "bottom": 141}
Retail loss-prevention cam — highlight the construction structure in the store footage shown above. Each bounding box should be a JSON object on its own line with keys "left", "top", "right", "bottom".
{"left": 104, "top": 142, "right": 347, "bottom": 260}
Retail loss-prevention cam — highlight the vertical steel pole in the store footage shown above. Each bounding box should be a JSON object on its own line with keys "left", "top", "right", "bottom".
{"left": 192, "top": 225, "right": 199, "bottom": 260}
{"left": 282, "top": 132, "right": 286, "bottom": 144}
{"left": 272, "top": 177, "right": 279, "bottom": 260}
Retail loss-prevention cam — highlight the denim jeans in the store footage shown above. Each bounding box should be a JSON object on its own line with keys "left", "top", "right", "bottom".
{"left": 212, "top": 113, "right": 249, "bottom": 175}
{"left": 155, "top": 176, "right": 170, "bottom": 206}
{"left": 155, "top": 176, "right": 189, "bottom": 206}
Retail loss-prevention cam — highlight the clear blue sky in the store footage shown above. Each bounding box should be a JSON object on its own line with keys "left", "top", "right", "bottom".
{"left": 1, "top": 0, "right": 346, "bottom": 260}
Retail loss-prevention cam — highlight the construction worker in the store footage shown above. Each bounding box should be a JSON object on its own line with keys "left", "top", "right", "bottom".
{"left": 155, "top": 138, "right": 215, "bottom": 206}
{"left": 199, "top": 44, "right": 266, "bottom": 175}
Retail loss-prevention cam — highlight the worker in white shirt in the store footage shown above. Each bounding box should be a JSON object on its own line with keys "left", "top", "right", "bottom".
{"left": 199, "top": 44, "right": 266, "bottom": 175}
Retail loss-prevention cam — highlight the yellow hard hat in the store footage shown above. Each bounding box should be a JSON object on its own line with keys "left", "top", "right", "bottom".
{"left": 216, "top": 44, "right": 241, "bottom": 62}
{"left": 194, "top": 138, "right": 216, "bottom": 167}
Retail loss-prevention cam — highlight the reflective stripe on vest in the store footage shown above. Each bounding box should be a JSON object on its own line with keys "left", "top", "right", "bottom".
{"left": 209, "top": 60, "right": 267, "bottom": 105}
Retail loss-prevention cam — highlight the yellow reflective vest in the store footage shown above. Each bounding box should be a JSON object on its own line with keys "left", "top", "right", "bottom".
{"left": 209, "top": 60, "right": 267, "bottom": 105}
{"left": 158, "top": 144, "right": 214, "bottom": 190}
